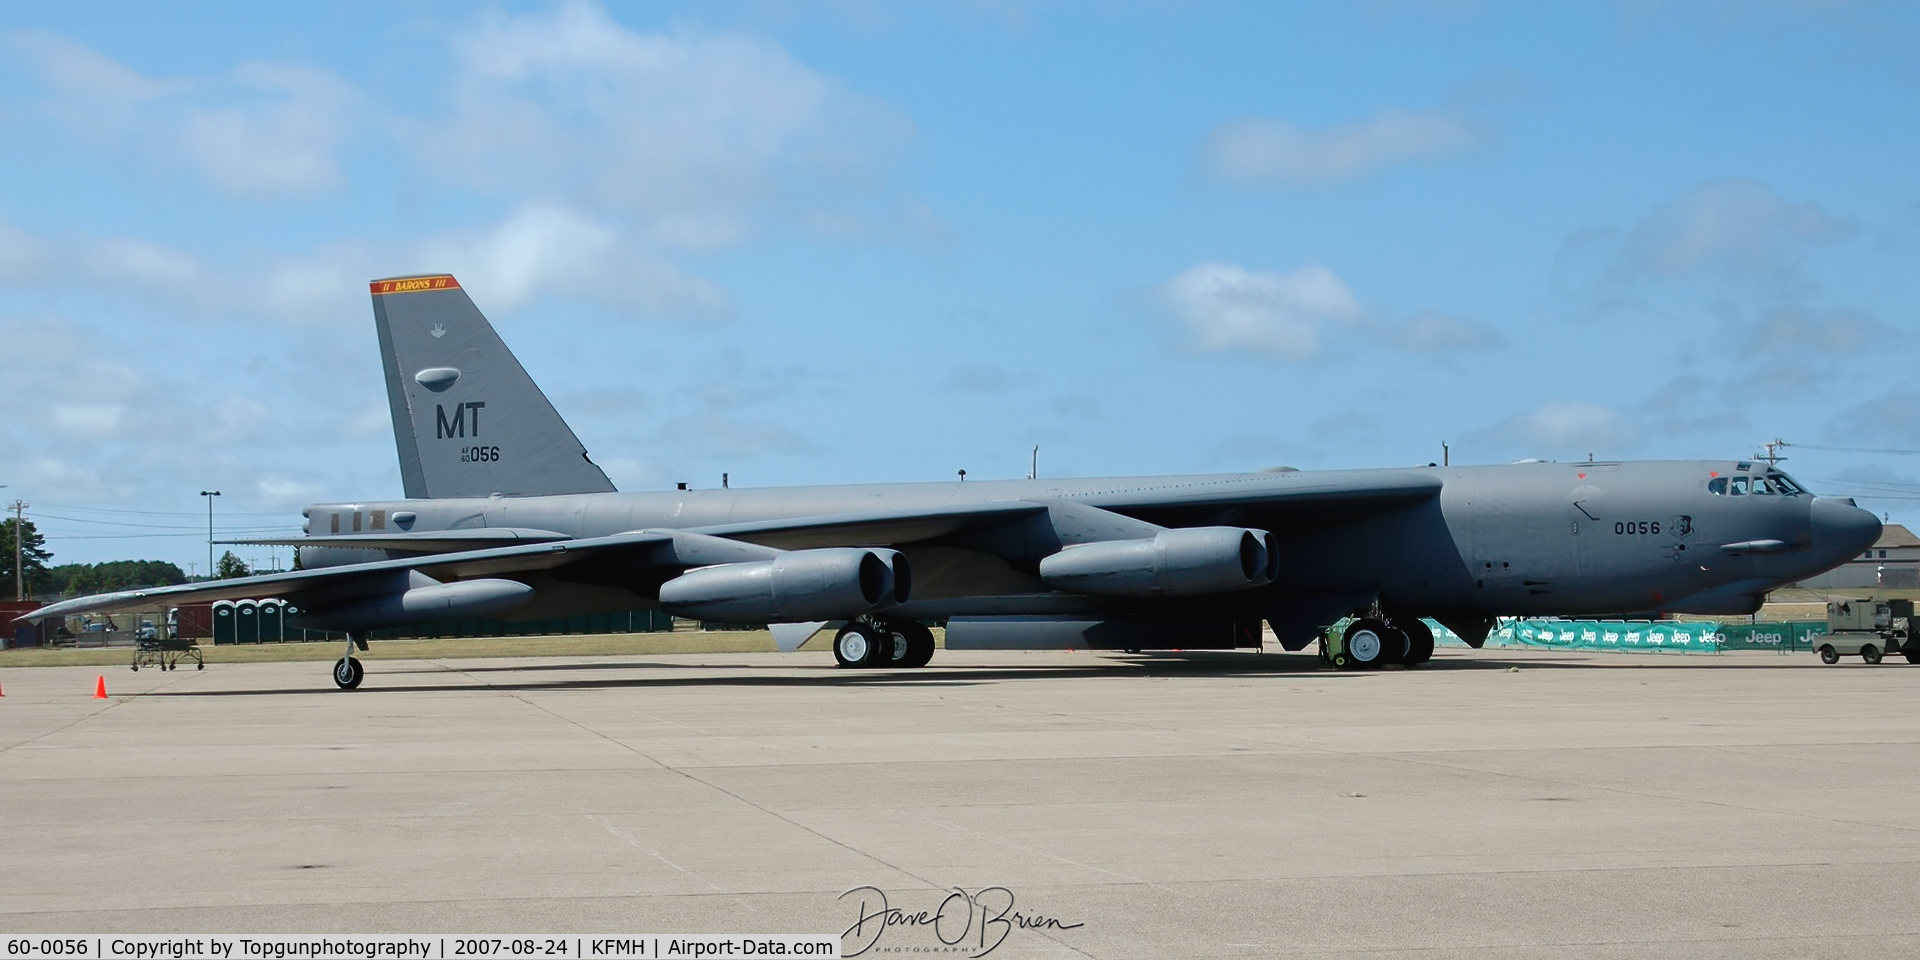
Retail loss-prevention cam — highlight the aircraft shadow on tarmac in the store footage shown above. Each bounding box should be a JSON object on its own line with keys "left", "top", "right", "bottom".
{"left": 135, "top": 649, "right": 1842, "bottom": 697}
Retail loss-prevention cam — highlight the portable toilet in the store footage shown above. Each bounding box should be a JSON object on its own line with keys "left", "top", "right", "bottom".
{"left": 235, "top": 600, "right": 259, "bottom": 644}
{"left": 212, "top": 600, "right": 237, "bottom": 645}
{"left": 257, "top": 599, "right": 284, "bottom": 642}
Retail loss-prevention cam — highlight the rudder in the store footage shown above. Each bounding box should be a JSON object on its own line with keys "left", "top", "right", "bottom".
{"left": 371, "top": 274, "right": 616, "bottom": 499}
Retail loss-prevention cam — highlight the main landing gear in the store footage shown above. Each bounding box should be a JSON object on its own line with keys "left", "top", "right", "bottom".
{"left": 1325, "top": 616, "right": 1435, "bottom": 671}
{"left": 834, "top": 620, "right": 936, "bottom": 669}
{"left": 333, "top": 630, "right": 370, "bottom": 690}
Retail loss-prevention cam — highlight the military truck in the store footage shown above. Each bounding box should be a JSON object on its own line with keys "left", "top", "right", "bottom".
{"left": 1815, "top": 598, "right": 1916, "bottom": 665}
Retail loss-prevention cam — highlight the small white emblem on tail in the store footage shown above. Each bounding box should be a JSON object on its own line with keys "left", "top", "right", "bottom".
{"left": 431, "top": 321, "right": 447, "bottom": 338}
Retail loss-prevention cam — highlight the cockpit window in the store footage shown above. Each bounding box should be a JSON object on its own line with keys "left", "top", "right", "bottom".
{"left": 1712, "top": 471, "right": 1806, "bottom": 497}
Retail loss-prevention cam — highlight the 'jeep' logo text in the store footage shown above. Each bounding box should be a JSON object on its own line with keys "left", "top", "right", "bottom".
{"left": 436, "top": 401, "right": 486, "bottom": 438}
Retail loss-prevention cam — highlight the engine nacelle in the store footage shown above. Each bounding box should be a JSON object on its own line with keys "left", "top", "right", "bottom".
{"left": 292, "top": 575, "right": 535, "bottom": 632}
{"left": 657, "top": 548, "right": 908, "bottom": 623}
{"left": 1039, "top": 527, "right": 1277, "bottom": 597}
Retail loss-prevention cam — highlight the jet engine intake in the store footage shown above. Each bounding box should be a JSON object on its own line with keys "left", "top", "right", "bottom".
{"left": 658, "top": 547, "right": 907, "bottom": 623}
{"left": 1039, "top": 526, "right": 1278, "bottom": 597}
{"left": 292, "top": 574, "right": 535, "bottom": 632}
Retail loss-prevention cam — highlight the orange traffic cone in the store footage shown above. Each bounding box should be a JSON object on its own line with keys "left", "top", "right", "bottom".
{"left": 93, "top": 675, "right": 107, "bottom": 699}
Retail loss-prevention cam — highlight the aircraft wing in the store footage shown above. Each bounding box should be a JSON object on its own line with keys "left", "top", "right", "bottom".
{"left": 15, "top": 529, "right": 763, "bottom": 623}
{"left": 685, "top": 500, "right": 1050, "bottom": 549}
{"left": 677, "top": 472, "right": 1443, "bottom": 550}
{"left": 221, "top": 527, "right": 570, "bottom": 551}
{"left": 1084, "top": 469, "right": 1444, "bottom": 528}
{"left": 21, "top": 474, "right": 1444, "bottom": 625}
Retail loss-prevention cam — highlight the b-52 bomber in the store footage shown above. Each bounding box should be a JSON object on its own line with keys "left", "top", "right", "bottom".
{"left": 23, "top": 275, "right": 1882, "bottom": 688}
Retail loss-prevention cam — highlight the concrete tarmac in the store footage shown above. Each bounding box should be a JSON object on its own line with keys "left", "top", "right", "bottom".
{"left": 3, "top": 647, "right": 1918, "bottom": 958}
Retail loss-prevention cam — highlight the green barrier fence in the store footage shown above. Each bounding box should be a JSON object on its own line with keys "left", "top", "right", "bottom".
{"left": 1427, "top": 618, "right": 1832, "bottom": 654}
{"left": 1491, "top": 619, "right": 1722, "bottom": 652}
{"left": 1715, "top": 620, "right": 1827, "bottom": 652}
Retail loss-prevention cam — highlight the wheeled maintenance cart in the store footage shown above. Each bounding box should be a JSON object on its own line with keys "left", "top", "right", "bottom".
{"left": 132, "top": 635, "right": 204, "bottom": 672}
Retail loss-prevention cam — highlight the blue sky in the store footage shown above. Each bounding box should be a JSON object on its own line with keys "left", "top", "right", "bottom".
{"left": 1, "top": 0, "right": 1915, "bottom": 571}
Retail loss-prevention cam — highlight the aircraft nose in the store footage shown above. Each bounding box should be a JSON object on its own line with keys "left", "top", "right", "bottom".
{"left": 1809, "top": 496, "right": 1882, "bottom": 569}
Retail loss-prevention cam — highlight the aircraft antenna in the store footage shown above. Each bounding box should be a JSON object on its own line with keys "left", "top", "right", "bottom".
{"left": 1778, "top": 440, "right": 1920, "bottom": 456}
{"left": 1442, "top": 442, "right": 1448, "bottom": 467}
{"left": 1029, "top": 445, "right": 1039, "bottom": 481}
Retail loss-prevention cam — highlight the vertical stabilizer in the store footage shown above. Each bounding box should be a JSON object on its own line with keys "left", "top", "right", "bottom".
{"left": 371, "top": 275, "right": 616, "bottom": 499}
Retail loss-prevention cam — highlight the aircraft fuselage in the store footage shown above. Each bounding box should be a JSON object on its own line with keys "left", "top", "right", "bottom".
{"left": 300, "top": 458, "right": 1878, "bottom": 630}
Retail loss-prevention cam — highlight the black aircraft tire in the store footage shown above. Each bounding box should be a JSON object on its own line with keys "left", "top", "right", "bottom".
{"left": 1819, "top": 645, "right": 1840, "bottom": 665}
{"left": 1401, "top": 620, "right": 1435, "bottom": 666}
{"left": 1862, "top": 644, "right": 1883, "bottom": 665}
{"left": 1905, "top": 651, "right": 1920, "bottom": 665}
{"left": 1344, "top": 619, "right": 1393, "bottom": 670}
{"left": 880, "top": 625, "right": 913, "bottom": 666}
{"left": 834, "top": 624, "right": 891, "bottom": 668}
{"left": 333, "top": 656, "right": 364, "bottom": 690}
{"left": 833, "top": 625, "right": 871, "bottom": 668}
{"left": 895, "top": 622, "right": 936, "bottom": 668}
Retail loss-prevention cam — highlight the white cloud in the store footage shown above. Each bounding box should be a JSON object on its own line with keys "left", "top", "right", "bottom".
{"left": 9, "top": 32, "right": 356, "bottom": 200}
{"left": 1619, "top": 180, "right": 1839, "bottom": 284}
{"left": 0, "top": 215, "right": 229, "bottom": 315}
{"left": 414, "top": 2, "right": 905, "bottom": 248}
{"left": 176, "top": 63, "right": 357, "bottom": 198}
{"left": 1157, "top": 262, "right": 1362, "bottom": 362}
{"left": 51, "top": 404, "right": 126, "bottom": 438}
{"left": 1390, "top": 311, "right": 1505, "bottom": 352}
{"left": 1468, "top": 401, "right": 1638, "bottom": 458}
{"left": 2, "top": 9, "right": 916, "bottom": 324}
{"left": 0, "top": 220, "right": 55, "bottom": 283}
{"left": 84, "top": 237, "right": 205, "bottom": 294}
{"left": 1828, "top": 390, "right": 1920, "bottom": 448}
{"left": 1203, "top": 110, "right": 1481, "bottom": 187}
{"left": 418, "top": 204, "right": 733, "bottom": 319}
{"left": 657, "top": 412, "right": 816, "bottom": 459}
{"left": 256, "top": 476, "right": 324, "bottom": 508}
{"left": 1741, "top": 304, "right": 1897, "bottom": 356}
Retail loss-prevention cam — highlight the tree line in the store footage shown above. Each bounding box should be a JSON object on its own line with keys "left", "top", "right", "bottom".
{"left": 3, "top": 517, "right": 254, "bottom": 599}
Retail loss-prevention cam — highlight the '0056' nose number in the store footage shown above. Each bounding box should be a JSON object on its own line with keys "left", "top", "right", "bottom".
{"left": 1615, "top": 520, "right": 1661, "bottom": 535}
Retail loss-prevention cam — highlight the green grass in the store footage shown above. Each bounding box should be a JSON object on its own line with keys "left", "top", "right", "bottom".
{"left": 0, "top": 630, "right": 794, "bottom": 668}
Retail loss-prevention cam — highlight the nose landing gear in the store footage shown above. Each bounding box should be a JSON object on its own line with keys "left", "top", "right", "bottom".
{"left": 333, "top": 631, "right": 370, "bottom": 690}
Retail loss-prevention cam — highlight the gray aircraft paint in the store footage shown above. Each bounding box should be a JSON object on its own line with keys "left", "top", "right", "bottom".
{"left": 293, "top": 458, "right": 1873, "bottom": 628}
{"left": 24, "top": 274, "right": 1884, "bottom": 659}
{"left": 372, "top": 275, "right": 614, "bottom": 499}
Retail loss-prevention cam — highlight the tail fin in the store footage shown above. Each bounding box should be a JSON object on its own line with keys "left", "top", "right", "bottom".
{"left": 371, "top": 275, "right": 616, "bottom": 499}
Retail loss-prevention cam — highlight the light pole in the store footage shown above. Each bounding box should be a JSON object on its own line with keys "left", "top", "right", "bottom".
{"left": 200, "top": 490, "right": 221, "bottom": 580}
{"left": 6, "top": 489, "right": 25, "bottom": 602}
